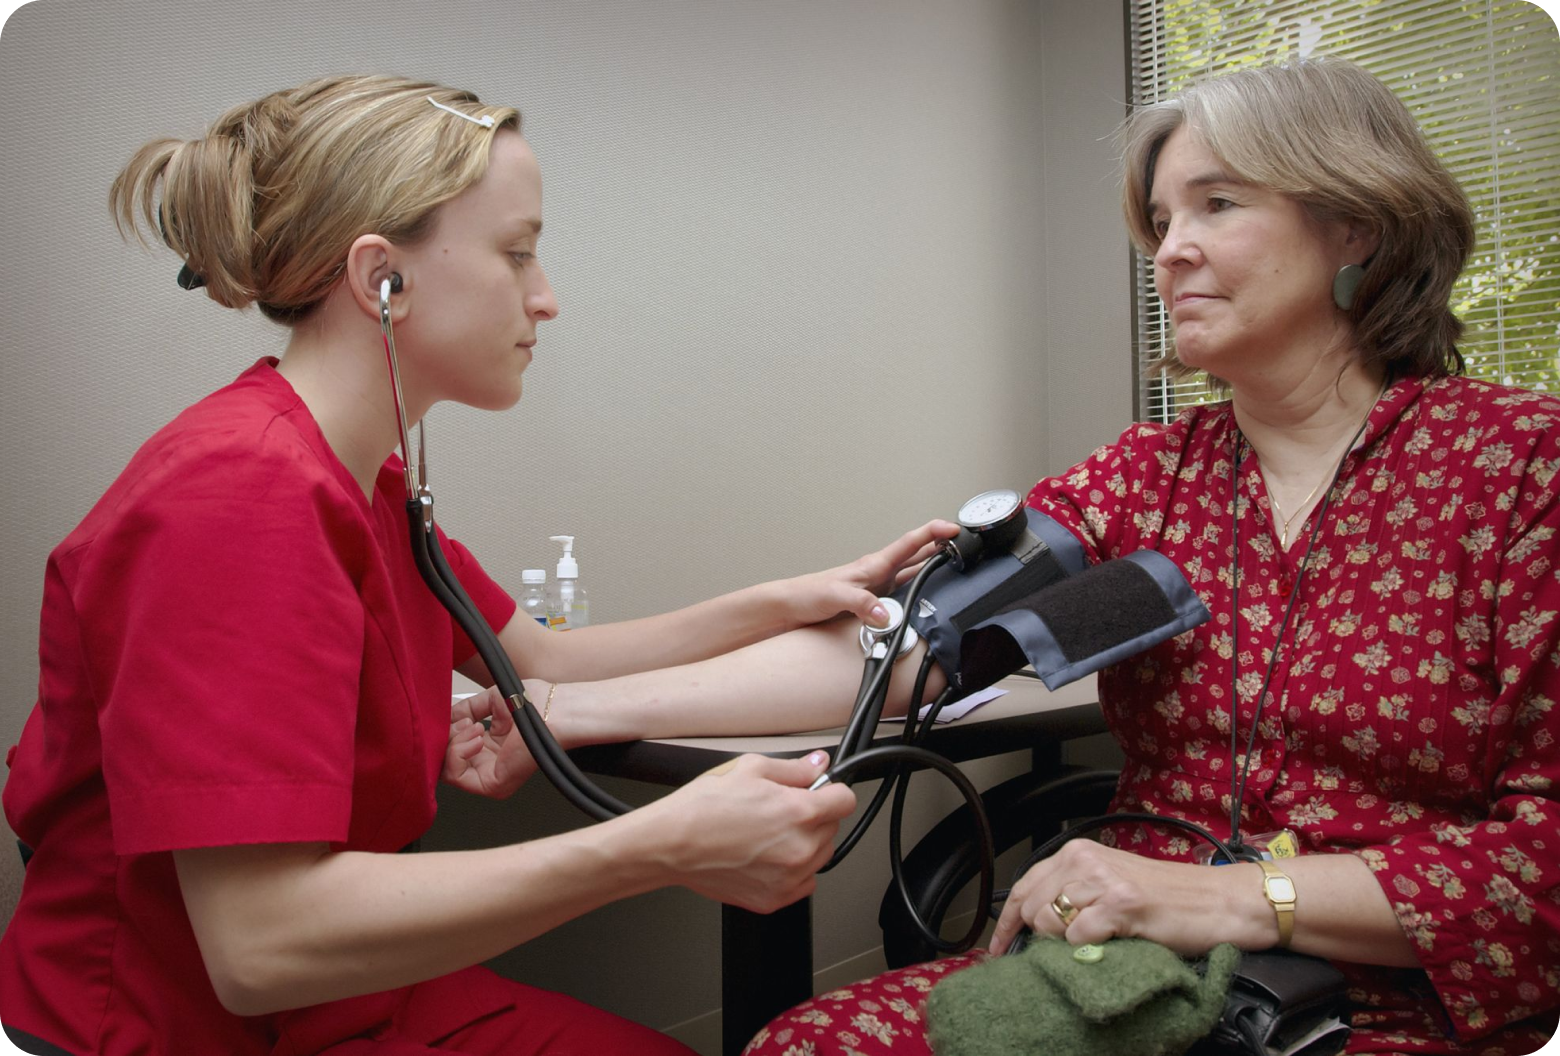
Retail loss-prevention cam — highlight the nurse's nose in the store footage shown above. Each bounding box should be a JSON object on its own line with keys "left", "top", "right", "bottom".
{"left": 528, "top": 264, "right": 559, "bottom": 321}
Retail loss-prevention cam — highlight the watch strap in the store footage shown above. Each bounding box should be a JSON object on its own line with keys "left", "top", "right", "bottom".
{"left": 1258, "top": 859, "right": 1296, "bottom": 948}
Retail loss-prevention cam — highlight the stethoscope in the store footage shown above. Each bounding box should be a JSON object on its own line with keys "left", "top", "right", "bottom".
{"left": 380, "top": 276, "right": 1005, "bottom": 950}
{"left": 379, "top": 275, "right": 631, "bottom": 819}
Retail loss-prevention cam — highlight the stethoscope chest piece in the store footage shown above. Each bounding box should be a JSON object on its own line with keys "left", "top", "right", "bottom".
{"left": 859, "top": 596, "right": 919, "bottom": 659}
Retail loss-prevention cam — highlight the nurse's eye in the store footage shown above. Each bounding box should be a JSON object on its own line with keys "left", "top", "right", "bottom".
{"left": 1151, "top": 216, "right": 1170, "bottom": 239}
{"left": 510, "top": 251, "right": 536, "bottom": 266}
{"left": 1208, "top": 196, "right": 1235, "bottom": 213}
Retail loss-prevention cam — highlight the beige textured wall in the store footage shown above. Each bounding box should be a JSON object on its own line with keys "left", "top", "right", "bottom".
{"left": 0, "top": 0, "right": 1129, "bottom": 1049}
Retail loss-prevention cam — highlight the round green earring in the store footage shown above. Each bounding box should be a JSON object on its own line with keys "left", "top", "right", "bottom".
{"left": 1332, "top": 264, "right": 1365, "bottom": 311}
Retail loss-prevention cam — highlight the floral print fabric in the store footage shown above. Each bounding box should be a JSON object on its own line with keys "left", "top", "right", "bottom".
{"left": 1025, "top": 376, "right": 1560, "bottom": 1051}
{"left": 743, "top": 954, "right": 983, "bottom": 1056}
{"left": 749, "top": 377, "right": 1558, "bottom": 1056}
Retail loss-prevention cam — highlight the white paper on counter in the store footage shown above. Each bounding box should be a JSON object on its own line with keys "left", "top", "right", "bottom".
{"left": 881, "top": 685, "right": 1007, "bottom": 725}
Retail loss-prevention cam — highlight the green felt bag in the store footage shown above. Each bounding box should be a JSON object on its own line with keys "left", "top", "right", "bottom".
{"left": 925, "top": 812, "right": 1352, "bottom": 1056}
{"left": 927, "top": 937, "right": 1241, "bottom": 1056}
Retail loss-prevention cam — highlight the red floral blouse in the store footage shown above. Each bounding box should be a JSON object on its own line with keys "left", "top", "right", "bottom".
{"left": 750, "top": 375, "right": 1558, "bottom": 1056}
{"left": 1019, "top": 375, "right": 1559, "bottom": 1052}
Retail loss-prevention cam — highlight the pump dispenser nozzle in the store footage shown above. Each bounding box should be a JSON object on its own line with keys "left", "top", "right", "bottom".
{"left": 545, "top": 536, "right": 589, "bottom": 629}
{"left": 549, "top": 535, "right": 579, "bottom": 579}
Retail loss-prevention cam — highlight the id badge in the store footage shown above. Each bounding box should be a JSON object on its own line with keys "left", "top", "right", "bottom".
{"left": 1194, "top": 827, "right": 1300, "bottom": 865}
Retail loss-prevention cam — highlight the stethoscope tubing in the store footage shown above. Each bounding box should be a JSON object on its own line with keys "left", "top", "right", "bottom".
{"left": 408, "top": 504, "right": 631, "bottom": 819}
{"left": 815, "top": 551, "right": 997, "bottom": 954}
{"left": 381, "top": 276, "right": 630, "bottom": 821}
{"left": 831, "top": 554, "right": 948, "bottom": 764}
{"left": 820, "top": 650, "right": 944, "bottom": 870}
{"left": 381, "top": 278, "right": 992, "bottom": 944}
{"left": 826, "top": 743, "right": 996, "bottom": 953}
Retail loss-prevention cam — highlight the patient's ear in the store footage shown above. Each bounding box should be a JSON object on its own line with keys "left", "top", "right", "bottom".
{"left": 1343, "top": 219, "right": 1381, "bottom": 265}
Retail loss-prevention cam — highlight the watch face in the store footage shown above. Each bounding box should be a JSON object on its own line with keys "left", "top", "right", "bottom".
{"left": 957, "top": 489, "right": 1022, "bottom": 530}
{"left": 1265, "top": 876, "right": 1297, "bottom": 903}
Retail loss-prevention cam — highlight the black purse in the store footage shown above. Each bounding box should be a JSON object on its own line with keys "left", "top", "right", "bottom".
{"left": 1007, "top": 814, "right": 1352, "bottom": 1056}
{"left": 1191, "top": 949, "right": 1351, "bottom": 1056}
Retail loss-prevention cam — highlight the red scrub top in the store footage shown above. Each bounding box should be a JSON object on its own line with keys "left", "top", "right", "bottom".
{"left": 1, "top": 359, "right": 518, "bottom": 1055}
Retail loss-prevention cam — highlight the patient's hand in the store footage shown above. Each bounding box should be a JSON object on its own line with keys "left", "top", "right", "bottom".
{"left": 782, "top": 519, "right": 959, "bottom": 629}
{"left": 989, "top": 838, "right": 1265, "bottom": 957}
{"left": 443, "top": 684, "right": 545, "bottom": 798}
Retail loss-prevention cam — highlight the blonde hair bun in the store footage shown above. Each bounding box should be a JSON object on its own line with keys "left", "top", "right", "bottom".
{"left": 109, "top": 75, "right": 520, "bottom": 324}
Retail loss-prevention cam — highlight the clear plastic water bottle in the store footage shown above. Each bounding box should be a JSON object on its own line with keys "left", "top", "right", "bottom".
{"left": 520, "top": 569, "right": 549, "bottom": 627}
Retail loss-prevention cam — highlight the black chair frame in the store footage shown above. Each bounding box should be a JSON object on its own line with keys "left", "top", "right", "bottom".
{"left": 878, "top": 765, "right": 1118, "bottom": 968}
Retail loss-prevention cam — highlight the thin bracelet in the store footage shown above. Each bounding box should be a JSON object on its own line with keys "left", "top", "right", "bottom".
{"left": 542, "top": 683, "right": 558, "bottom": 723}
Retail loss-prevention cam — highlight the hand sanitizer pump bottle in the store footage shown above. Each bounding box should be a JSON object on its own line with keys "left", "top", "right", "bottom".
{"left": 545, "top": 535, "right": 590, "bottom": 630}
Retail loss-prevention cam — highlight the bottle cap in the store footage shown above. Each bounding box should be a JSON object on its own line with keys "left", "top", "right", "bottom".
{"left": 522, "top": 569, "right": 546, "bottom": 585}
{"left": 549, "top": 535, "right": 579, "bottom": 579}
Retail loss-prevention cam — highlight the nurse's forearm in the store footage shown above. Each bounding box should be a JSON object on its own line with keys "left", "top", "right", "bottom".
{"left": 174, "top": 755, "right": 851, "bottom": 1017}
{"left": 469, "top": 580, "right": 828, "bottom": 689}
{"left": 535, "top": 579, "right": 806, "bottom": 681}
{"left": 480, "top": 519, "right": 959, "bottom": 686}
{"left": 175, "top": 829, "right": 663, "bottom": 1016}
{"left": 550, "top": 616, "right": 948, "bottom": 745}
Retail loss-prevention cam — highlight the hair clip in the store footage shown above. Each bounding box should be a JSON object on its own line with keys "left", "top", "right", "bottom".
{"left": 176, "top": 263, "right": 206, "bottom": 290}
{"left": 427, "top": 97, "right": 494, "bottom": 129}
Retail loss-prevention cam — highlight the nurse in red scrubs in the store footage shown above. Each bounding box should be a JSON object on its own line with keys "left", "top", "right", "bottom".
{"left": 0, "top": 75, "right": 953, "bottom": 1056}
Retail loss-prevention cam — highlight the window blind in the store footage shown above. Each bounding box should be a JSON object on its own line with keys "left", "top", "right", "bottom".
{"left": 1128, "top": 0, "right": 1560, "bottom": 423}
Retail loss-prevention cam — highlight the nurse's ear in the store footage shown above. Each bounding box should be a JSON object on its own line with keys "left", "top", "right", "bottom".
{"left": 344, "top": 234, "right": 407, "bottom": 323}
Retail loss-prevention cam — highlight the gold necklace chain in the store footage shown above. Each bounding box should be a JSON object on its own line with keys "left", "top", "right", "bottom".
{"left": 1267, "top": 479, "right": 1328, "bottom": 550}
{"left": 1263, "top": 381, "right": 1386, "bottom": 550}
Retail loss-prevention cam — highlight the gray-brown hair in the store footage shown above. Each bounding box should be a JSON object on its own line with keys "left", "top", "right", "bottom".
{"left": 110, "top": 75, "right": 520, "bottom": 324}
{"left": 1119, "top": 57, "right": 1473, "bottom": 381}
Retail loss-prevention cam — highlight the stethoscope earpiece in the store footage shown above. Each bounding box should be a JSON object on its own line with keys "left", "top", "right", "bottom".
{"left": 389, "top": 272, "right": 403, "bottom": 294}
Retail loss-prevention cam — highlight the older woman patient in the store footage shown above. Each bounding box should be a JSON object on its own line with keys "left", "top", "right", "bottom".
{"left": 747, "top": 57, "right": 1560, "bottom": 1056}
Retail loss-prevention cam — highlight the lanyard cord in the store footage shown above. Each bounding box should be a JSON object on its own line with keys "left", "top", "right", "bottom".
{"left": 1226, "top": 407, "right": 1373, "bottom": 852}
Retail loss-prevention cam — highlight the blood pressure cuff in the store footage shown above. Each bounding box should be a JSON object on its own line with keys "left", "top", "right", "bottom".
{"left": 898, "top": 510, "right": 1209, "bottom": 694}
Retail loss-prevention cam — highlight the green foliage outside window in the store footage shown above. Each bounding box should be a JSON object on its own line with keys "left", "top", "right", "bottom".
{"left": 1135, "top": 0, "right": 1560, "bottom": 420}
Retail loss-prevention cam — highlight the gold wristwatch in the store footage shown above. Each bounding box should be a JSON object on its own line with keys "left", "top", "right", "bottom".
{"left": 1257, "top": 859, "right": 1296, "bottom": 947}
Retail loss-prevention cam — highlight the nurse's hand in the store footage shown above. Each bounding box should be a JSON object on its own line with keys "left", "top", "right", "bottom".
{"left": 780, "top": 519, "right": 960, "bottom": 629}
{"left": 650, "top": 751, "right": 857, "bottom": 913}
{"left": 443, "top": 684, "right": 545, "bottom": 798}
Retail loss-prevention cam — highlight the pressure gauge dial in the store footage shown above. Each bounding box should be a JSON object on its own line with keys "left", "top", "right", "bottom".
{"left": 957, "top": 489, "right": 1024, "bottom": 534}
{"left": 942, "top": 489, "right": 1027, "bottom": 572}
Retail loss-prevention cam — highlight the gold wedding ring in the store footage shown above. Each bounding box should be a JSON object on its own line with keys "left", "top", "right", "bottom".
{"left": 1051, "top": 891, "right": 1080, "bottom": 927}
